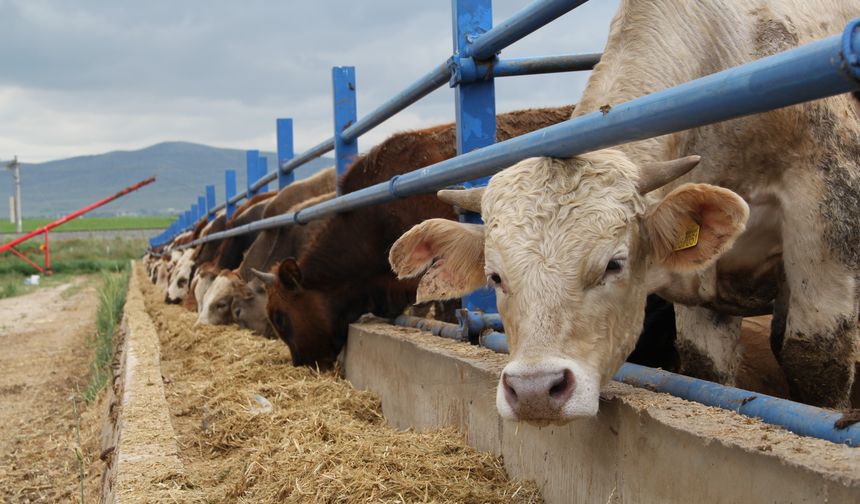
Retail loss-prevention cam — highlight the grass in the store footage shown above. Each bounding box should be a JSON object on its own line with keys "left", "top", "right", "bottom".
{"left": 82, "top": 270, "right": 129, "bottom": 402}
{"left": 0, "top": 236, "right": 146, "bottom": 276}
{"left": 0, "top": 215, "right": 171, "bottom": 233}
{"left": 0, "top": 236, "right": 145, "bottom": 299}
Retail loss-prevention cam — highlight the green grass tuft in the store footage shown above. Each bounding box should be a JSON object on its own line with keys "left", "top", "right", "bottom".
{"left": 0, "top": 280, "right": 19, "bottom": 299}
{"left": 0, "top": 215, "right": 172, "bottom": 233}
{"left": 82, "top": 270, "right": 129, "bottom": 402}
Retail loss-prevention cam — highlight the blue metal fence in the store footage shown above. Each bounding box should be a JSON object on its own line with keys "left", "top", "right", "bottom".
{"left": 147, "top": 1, "right": 860, "bottom": 445}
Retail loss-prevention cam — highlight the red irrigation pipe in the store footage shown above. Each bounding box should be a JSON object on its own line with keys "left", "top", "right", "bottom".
{"left": 0, "top": 176, "right": 156, "bottom": 273}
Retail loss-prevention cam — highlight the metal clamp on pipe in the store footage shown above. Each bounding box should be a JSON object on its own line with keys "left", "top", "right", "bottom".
{"left": 456, "top": 309, "right": 504, "bottom": 343}
{"left": 448, "top": 54, "right": 485, "bottom": 87}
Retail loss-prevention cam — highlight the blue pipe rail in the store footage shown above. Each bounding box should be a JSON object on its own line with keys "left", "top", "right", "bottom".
{"left": 615, "top": 363, "right": 860, "bottom": 447}
{"left": 177, "top": 25, "right": 860, "bottom": 249}
{"left": 464, "top": 0, "right": 590, "bottom": 60}
{"left": 394, "top": 315, "right": 466, "bottom": 341}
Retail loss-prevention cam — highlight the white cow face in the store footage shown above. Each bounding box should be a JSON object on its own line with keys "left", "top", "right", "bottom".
{"left": 166, "top": 249, "right": 195, "bottom": 304}
{"left": 196, "top": 272, "right": 237, "bottom": 326}
{"left": 390, "top": 150, "right": 748, "bottom": 424}
{"left": 193, "top": 268, "right": 218, "bottom": 313}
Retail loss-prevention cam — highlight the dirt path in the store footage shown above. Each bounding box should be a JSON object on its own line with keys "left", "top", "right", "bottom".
{"left": 0, "top": 279, "right": 99, "bottom": 503}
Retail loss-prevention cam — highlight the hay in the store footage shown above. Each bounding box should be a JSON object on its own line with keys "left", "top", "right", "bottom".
{"left": 137, "top": 265, "right": 542, "bottom": 503}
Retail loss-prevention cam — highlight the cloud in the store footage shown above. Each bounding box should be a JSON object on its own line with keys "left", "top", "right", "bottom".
{"left": 0, "top": 0, "right": 618, "bottom": 162}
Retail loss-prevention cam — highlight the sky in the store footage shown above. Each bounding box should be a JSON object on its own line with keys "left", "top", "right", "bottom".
{"left": 0, "top": 0, "right": 619, "bottom": 163}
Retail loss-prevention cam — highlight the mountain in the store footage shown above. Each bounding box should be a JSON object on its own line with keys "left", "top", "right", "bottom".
{"left": 0, "top": 142, "right": 334, "bottom": 217}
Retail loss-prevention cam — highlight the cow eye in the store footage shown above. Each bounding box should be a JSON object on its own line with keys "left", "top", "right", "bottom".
{"left": 605, "top": 258, "right": 625, "bottom": 276}
{"left": 178, "top": 278, "right": 187, "bottom": 288}
{"left": 487, "top": 272, "right": 502, "bottom": 286}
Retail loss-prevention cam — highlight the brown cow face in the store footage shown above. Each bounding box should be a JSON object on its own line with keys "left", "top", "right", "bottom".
{"left": 260, "top": 259, "right": 357, "bottom": 369}
{"left": 231, "top": 277, "right": 275, "bottom": 338}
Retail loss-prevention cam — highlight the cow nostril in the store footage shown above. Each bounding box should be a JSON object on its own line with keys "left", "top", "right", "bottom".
{"left": 548, "top": 368, "right": 575, "bottom": 401}
{"left": 502, "top": 373, "right": 518, "bottom": 405}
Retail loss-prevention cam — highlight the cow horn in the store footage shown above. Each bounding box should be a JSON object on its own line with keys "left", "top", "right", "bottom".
{"left": 437, "top": 187, "right": 484, "bottom": 214}
{"left": 637, "top": 156, "right": 701, "bottom": 194}
{"left": 251, "top": 268, "right": 275, "bottom": 287}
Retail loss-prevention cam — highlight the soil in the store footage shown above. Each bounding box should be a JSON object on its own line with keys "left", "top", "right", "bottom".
{"left": 0, "top": 279, "right": 103, "bottom": 503}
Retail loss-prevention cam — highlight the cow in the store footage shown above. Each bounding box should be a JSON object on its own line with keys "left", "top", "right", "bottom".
{"left": 233, "top": 191, "right": 335, "bottom": 336}
{"left": 212, "top": 191, "right": 277, "bottom": 271}
{"left": 196, "top": 169, "right": 336, "bottom": 330}
{"left": 389, "top": 0, "right": 860, "bottom": 423}
{"left": 191, "top": 261, "right": 220, "bottom": 312}
{"left": 192, "top": 212, "right": 228, "bottom": 267}
{"left": 165, "top": 248, "right": 195, "bottom": 303}
{"left": 255, "top": 106, "right": 575, "bottom": 368}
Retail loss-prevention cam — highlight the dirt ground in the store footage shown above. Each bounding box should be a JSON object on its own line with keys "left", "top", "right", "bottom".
{"left": 0, "top": 279, "right": 103, "bottom": 503}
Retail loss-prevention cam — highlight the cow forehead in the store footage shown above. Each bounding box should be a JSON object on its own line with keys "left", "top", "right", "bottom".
{"left": 203, "top": 275, "right": 233, "bottom": 305}
{"left": 483, "top": 151, "right": 643, "bottom": 259}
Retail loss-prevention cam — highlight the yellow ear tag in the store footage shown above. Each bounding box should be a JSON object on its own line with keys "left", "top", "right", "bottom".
{"left": 674, "top": 223, "right": 700, "bottom": 251}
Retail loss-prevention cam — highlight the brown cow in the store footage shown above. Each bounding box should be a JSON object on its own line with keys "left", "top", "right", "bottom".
{"left": 233, "top": 191, "right": 335, "bottom": 337}
{"left": 213, "top": 191, "right": 277, "bottom": 271}
{"left": 197, "top": 170, "right": 335, "bottom": 329}
{"left": 256, "top": 106, "right": 574, "bottom": 368}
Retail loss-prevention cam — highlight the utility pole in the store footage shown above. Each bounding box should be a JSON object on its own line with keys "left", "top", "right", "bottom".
{"left": 6, "top": 156, "right": 22, "bottom": 234}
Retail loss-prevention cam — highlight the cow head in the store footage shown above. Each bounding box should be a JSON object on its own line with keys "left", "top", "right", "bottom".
{"left": 193, "top": 264, "right": 219, "bottom": 313}
{"left": 165, "top": 249, "right": 195, "bottom": 304}
{"left": 256, "top": 259, "right": 371, "bottom": 369}
{"left": 155, "top": 257, "right": 172, "bottom": 291}
{"left": 231, "top": 274, "right": 276, "bottom": 338}
{"left": 389, "top": 150, "right": 748, "bottom": 424}
{"left": 196, "top": 270, "right": 239, "bottom": 326}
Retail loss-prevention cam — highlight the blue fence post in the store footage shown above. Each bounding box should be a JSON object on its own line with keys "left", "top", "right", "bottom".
{"left": 197, "top": 196, "right": 206, "bottom": 221}
{"left": 191, "top": 204, "right": 199, "bottom": 225}
{"left": 332, "top": 66, "right": 358, "bottom": 195}
{"left": 257, "top": 156, "right": 269, "bottom": 193}
{"left": 277, "top": 118, "right": 295, "bottom": 190}
{"left": 453, "top": 0, "right": 497, "bottom": 314}
{"left": 206, "top": 185, "right": 216, "bottom": 221}
{"left": 225, "top": 170, "right": 237, "bottom": 220}
{"left": 246, "top": 150, "right": 260, "bottom": 197}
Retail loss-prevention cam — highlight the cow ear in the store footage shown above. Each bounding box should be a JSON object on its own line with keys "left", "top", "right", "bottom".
{"left": 389, "top": 218, "right": 486, "bottom": 303}
{"left": 645, "top": 183, "right": 749, "bottom": 272}
{"left": 277, "top": 258, "right": 303, "bottom": 291}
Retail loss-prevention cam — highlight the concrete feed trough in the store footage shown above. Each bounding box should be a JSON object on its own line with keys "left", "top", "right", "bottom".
{"left": 345, "top": 322, "right": 860, "bottom": 504}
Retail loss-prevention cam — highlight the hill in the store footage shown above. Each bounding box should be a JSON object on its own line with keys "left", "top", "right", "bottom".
{"left": 0, "top": 142, "right": 333, "bottom": 217}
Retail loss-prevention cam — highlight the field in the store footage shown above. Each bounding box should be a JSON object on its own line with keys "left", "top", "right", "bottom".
{"left": 0, "top": 236, "right": 144, "bottom": 298}
{"left": 0, "top": 215, "right": 171, "bottom": 234}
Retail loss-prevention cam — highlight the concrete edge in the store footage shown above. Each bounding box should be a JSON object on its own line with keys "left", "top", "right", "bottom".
{"left": 99, "top": 261, "right": 201, "bottom": 503}
{"left": 345, "top": 322, "right": 860, "bottom": 504}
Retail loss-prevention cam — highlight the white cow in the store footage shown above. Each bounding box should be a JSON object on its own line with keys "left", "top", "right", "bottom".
{"left": 165, "top": 248, "right": 195, "bottom": 303}
{"left": 390, "top": 0, "right": 860, "bottom": 423}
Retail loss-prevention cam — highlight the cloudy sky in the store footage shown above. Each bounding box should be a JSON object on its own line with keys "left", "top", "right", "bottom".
{"left": 0, "top": 0, "right": 618, "bottom": 163}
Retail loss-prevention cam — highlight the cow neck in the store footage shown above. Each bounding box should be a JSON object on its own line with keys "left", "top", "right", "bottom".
{"left": 575, "top": 0, "right": 754, "bottom": 168}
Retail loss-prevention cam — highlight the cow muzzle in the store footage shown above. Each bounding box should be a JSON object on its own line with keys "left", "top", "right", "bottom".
{"left": 496, "top": 357, "right": 599, "bottom": 424}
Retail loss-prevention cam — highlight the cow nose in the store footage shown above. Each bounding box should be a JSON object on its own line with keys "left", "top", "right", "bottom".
{"left": 502, "top": 368, "right": 575, "bottom": 417}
